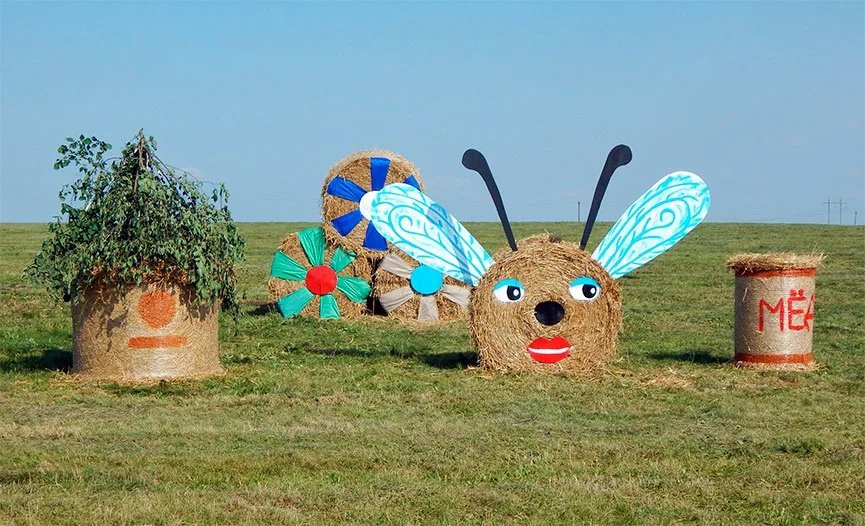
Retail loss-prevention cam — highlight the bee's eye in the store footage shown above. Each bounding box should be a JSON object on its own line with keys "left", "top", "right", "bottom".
{"left": 569, "top": 277, "right": 600, "bottom": 301}
{"left": 493, "top": 278, "right": 525, "bottom": 303}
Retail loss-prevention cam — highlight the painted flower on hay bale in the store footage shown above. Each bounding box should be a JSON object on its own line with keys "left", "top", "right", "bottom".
{"left": 323, "top": 151, "right": 423, "bottom": 253}
{"left": 269, "top": 227, "right": 371, "bottom": 319}
{"left": 374, "top": 252, "right": 470, "bottom": 322}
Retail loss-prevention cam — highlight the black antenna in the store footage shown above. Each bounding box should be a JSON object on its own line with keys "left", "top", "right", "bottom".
{"left": 579, "top": 144, "right": 632, "bottom": 250}
{"left": 462, "top": 149, "right": 518, "bottom": 251}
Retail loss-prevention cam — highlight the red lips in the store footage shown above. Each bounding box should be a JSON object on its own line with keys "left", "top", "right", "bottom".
{"left": 526, "top": 336, "right": 571, "bottom": 364}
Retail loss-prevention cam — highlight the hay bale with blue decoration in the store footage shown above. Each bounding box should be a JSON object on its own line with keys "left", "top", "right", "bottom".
{"left": 321, "top": 150, "right": 424, "bottom": 257}
{"left": 267, "top": 227, "right": 372, "bottom": 319}
{"left": 372, "top": 248, "right": 470, "bottom": 322}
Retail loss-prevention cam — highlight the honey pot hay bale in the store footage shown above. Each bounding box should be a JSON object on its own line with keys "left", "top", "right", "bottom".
{"left": 372, "top": 248, "right": 469, "bottom": 322}
{"left": 727, "top": 252, "right": 825, "bottom": 371}
{"left": 321, "top": 149, "right": 425, "bottom": 257}
{"left": 469, "top": 234, "right": 622, "bottom": 374}
{"left": 71, "top": 281, "right": 222, "bottom": 381}
{"left": 267, "top": 226, "right": 373, "bottom": 319}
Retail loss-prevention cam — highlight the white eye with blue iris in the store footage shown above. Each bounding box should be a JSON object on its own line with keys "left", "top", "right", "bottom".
{"left": 493, "top": 278, "right": 525, "bottom": 303}
{"left": 569, "top": 277, "right": 600, "bottom": 301}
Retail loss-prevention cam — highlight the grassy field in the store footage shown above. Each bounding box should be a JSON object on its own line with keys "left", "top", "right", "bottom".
{"left": 0, "top": 222, "right": 863, "bottom": 525}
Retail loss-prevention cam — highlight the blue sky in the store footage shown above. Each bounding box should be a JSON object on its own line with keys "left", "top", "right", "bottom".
{"left": 2, "top": 2, "right": 863, "bottom": 224}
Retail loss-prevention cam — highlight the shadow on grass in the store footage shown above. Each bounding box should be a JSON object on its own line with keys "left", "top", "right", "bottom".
{"left": 0, "top": 348, "right": 72, "bottom": 373}
{"left": 290, "top": 346, "right": 479, "bottom": 369}
{"left": 647, "top": 349, "right": 728, "bottom": 364}
{"left": 247, "top": 302, "right": 277, "bottom": 316}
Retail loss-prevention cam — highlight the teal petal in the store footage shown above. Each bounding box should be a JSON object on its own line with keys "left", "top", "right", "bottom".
{"left": 319, "top": 294, "right": 341, "bottom": 319}
{"left": 270, "top": 251, "right": 307, "bottom": 280}
{"left": 336, "top": 276, "right": 371, "bottom": 303}
{"left": 329, "top": 246, "right": 357, "bottom": 273}
{"left": 297, "top": 227, "right": 326, "bottom": 267}
{"left": 276, "top": 287, "right": 314, "bottom": 318}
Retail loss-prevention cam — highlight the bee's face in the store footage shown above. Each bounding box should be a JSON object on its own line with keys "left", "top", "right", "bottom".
{"left": 469, "top": 235, "right": 622, "bottom": 373}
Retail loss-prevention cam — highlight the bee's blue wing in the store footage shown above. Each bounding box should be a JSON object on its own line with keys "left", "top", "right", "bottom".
{"left": 592, "top": 172, "right": 710, "bottom": 279}
{"left": 369, "top": 184, "right": 493, "bottom": 286}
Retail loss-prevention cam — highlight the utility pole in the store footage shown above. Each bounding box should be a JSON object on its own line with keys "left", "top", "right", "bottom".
{"left": 838, "top": 197, "right": 846, "bottom": 225}
{"left": 577, "top": 201, "right": 581, "bottom": 223}
{"left": 855, "top": 210, "right": 858, "bottom": 226}
{"left": 824, "top": 197, "right": 832, "bottom": 224}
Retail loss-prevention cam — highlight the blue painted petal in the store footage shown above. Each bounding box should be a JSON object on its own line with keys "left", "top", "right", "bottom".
{"left": 403, "top": 174, "right": 420, "bottom": 189}
{"left": 331, "top": 209, "right": 364, "bottom": 236}
{"left": 327, "top": 177, "right": 366, "bottom": 202}
{"left": 370, "top": 157, "right": 390, "bottom": 191}
{"left": 363, "top": 223, "right": 388, "bottom": 251}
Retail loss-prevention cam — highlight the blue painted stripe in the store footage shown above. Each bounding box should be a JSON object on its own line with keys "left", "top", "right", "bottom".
{"left": 362, "top": 223, "right": 388, "bottom": 251}
{"left": 331, "top": 209, "right": 364, "bottom": 236}
{"left": 403, "top": 174, "right": 420, "bottom": 189}
{"left": 327, "top": 177, "right": 366, "bottom": 202}
{"left": 370, "top": 157, "right": 391, "bottom": 191}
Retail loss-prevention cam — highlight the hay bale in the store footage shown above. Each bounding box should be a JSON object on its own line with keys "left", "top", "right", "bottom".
{"left": 267, "top": 226, "right": 372, "bottom": 319}
{"left": 321, "top": 150, "right": 425, "bottom": 257}
{"left": 71, "top": 281, "right": 222, "bottom": 382}
{"left": 469, "top": 234, "right": 622, "bottom": 374}
{"left": 727, "top": 252, "right": 824, "bottom": 371}
{"left": 372, "top": 249, "right": 469, "bottom": 323}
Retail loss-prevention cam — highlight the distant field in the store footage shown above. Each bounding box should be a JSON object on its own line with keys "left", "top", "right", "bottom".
{"left": 1, "top": 222, "right": 863, "bottom": 525}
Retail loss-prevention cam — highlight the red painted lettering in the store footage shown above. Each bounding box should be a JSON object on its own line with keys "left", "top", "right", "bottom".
{"left": 804, "top": 293, "right": 815, "bottom": 331}
{"left": 759, "top": 298, "right": 785, "bottom": 332}
{"left": 787, "top": 289, "right": 807, "bottom": 331}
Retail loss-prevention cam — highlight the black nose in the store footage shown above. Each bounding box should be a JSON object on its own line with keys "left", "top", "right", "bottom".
{"left": 534, "top": 301, "right": 565, "bottom": 326}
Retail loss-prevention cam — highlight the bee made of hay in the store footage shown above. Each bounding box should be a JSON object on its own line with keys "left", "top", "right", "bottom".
{"left": 366, "top": 145, "right": 711, "bottom": 374}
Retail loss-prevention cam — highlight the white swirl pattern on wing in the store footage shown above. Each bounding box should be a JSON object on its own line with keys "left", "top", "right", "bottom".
{"left": 592, "top": 172, "right": 710, "bottom": 279}
{"left": 370, "top": 184, "right": 493, "bottom": 286}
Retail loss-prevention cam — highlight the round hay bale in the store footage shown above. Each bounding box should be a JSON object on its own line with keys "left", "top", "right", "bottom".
{"left": 71, "top": 281, "right": 222, "bottom": 382}
{"left": 727, "top": 252, "right": 824, "bottom": 371}
{"left": 372, "top": 249, "right": 469, "bottom": 323}
{"left": 321, "top": 150, "right": 425, "bottom": 257}
{"left": 469, "top": 234, "right": 622, "bottom": 374}
{"left": 267, "top": 226, "right": 373, "bottom": 319}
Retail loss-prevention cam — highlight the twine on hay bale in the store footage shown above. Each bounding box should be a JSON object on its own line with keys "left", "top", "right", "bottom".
{"left": 469, "top": 234, "right": 622, "bottom": 374}
{"left": 372, "top": 249, "right": 469, "bottom": 323}
{"left": 268, "top": 226, "right": 372, "bottom": 319}
{"left": 321, "top": 149, "right": 425, "bottom": 257}
{"left": 71, "top": 281, "right": 222, "bottom": 382}
{"left": 726, "top": 252, "right": 824, "bottom": 371}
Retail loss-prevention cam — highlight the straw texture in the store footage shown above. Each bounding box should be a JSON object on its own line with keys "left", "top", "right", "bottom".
{"left": 469, "top": 234, "right": 622, "bottom": 374}
{"left": 729, "top": 253, "right": 820, "bottom": 371}
{"left": 726, "top": 252, "right": 825, "bottom": 275}
{"left": 267, "top": 231, "right": 373, "bottom": 319}
{"left": 71, "top": 281, "right": 222, "bottom": 382}
{"left": 371, "top": 249, "right": 469, "bottom": 323}
{"left": 321, "top": 149, "right": 424, "bottom": 256}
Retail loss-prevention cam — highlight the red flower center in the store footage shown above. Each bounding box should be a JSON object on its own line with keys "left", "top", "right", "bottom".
{"left": 305, "top": 265, "right": 338, "bottom": 295}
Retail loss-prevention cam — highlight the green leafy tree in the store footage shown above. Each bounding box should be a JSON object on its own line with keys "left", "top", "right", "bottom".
{"left": 27, "top": 131, "right": 245, "bottom": 310}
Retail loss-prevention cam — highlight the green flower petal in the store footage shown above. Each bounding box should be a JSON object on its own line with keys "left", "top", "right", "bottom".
{"left": 270, "top": 251, "right": 307, "bottom": 280}
{"left": 319, "top": 294, "right": 341, "bottom": 319}
{"left": 276, "top": 287, "right": 314, "bottom": 318}
{"left": 297, "top": 227, "right": 326, "bottom": 267}
{"left": 336, "top": 276, "right": 371, "bottom": 303}
{"left": 329, "top": 246, "right": 357, "bottom": 273}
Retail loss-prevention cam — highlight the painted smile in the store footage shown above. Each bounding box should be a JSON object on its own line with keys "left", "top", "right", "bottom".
{"left": 527, "top": 336, "right": 571, "bottom": 364}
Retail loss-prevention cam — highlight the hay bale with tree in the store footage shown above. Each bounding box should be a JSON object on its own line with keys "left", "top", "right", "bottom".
{"left": 27, "top": 131, "right": 245, "bottom": 382}
{"left": 321, "top": 149, "right": 424, "bottom": 257}
{"left": 267, "top": 227, "right": 372, "bottom": 319}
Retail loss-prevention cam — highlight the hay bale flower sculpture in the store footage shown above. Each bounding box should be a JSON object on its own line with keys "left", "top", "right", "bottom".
{"left": 367, "top": 145, "right": 711, "bottom": 374}
{"left": 373, "top": 250, "right": 471, "bottom": 322}
{"left": 321, "top": 150, "right": 424, "bottom": 256}
{"left": 27, "top": 132, "right": 244, "bottom": 381}
{"left": 268, "top": 227, "right": 371, "bottom": 319}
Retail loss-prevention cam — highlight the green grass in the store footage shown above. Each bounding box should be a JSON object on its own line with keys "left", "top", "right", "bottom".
{"left": 1, "top": 222, "right": 863, "bottom": 525}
